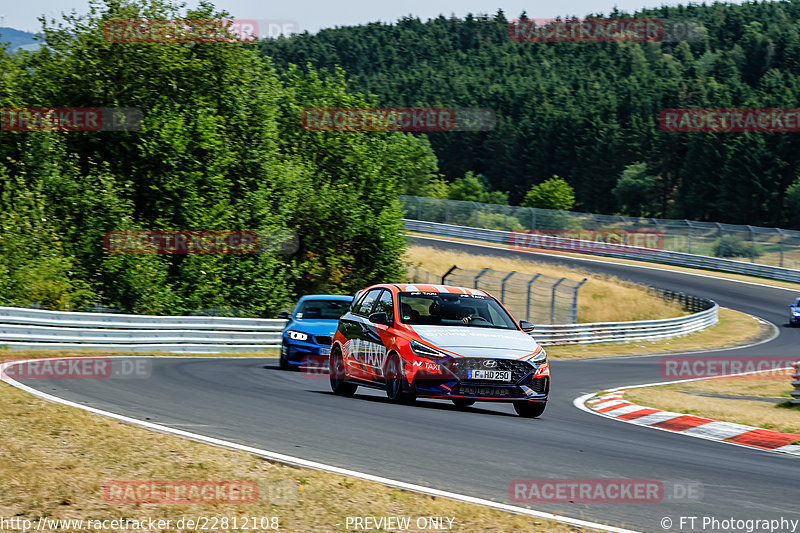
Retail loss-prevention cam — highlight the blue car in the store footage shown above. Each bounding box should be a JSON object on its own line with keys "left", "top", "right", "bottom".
{"left": 279, "top": 294, "right": 354, "bottom": 370}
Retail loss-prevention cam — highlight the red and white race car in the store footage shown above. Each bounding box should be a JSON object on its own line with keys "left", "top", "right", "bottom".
{"left": 329, "top": 283, "right": 549, "bottom": 417}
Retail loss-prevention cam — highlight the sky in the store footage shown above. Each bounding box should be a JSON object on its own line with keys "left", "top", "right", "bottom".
{"left": 1, "top": 0, "right": 743, "bottom": 35}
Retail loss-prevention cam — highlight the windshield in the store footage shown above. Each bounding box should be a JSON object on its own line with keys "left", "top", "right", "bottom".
{"left": 295, "top": 299, "right": 352, "bottom": 320}
{"left": 398, "top": 292, "right": 517, "bottom": 329}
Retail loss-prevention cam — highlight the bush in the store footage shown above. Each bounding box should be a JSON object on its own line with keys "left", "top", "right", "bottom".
{"left": 712, "top": 235, "right": 763, "bottom": 258}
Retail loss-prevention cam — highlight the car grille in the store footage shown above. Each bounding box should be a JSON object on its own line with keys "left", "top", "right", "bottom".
{"left": 528, "top": 377, "right": 549, "bottom": 394}
{"left": 313, "top": 335, "right": 333, "bottom": 345}
{"left": 444, "top": 358, "right": 534, "bottom": 383}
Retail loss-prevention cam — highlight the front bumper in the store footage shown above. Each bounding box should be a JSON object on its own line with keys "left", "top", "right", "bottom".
{"left": 281, "top": 339, "right": 331, "bottom": 367}
{"left": 411, "top": 357, "right": 549, "bottom": 402}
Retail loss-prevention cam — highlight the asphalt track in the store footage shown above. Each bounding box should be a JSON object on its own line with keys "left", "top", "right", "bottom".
{"left": 14, "top": 236, "right": 800, "bottom": 532}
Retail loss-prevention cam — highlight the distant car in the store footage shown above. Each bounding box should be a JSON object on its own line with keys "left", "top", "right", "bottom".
{"left": 279, "top": 295, "right": 353, "bottom": 370}
{"left": 790, "top": 297, "right": 800, "bottom": 326}
{"left": 329, "top": 283, "right": 549, "bottom": 417}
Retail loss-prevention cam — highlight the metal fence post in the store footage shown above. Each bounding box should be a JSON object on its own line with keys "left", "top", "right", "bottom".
{"left": 778, "top": 228, "right": 784, "bottom": 268}
{"left": 562, "top": 211, "right": 567, "bottom": 229}
{"left": 474, "top": 202, "right": 479, "bottom": 227}
{"left": 416, "top": 196, "right": 422, "bottom": 220}
{"left": 500, "top": 271, "right": 516, "bottom": 304}
{"left": 441, "top": 265, "right": 458, "bottom": 285}
{"left": 748, "top": 225, "right": 755, "bottom": 263}
{"left": 445, "top": 200, "right": 450, "bottom": 224}
{"left": 550, "top": 277, "right": 566, "bottom": 324}
{"left": 526, "top": 274, "right": 541, "bottom": 322}
{"left": 685, "top": 220, "right": 692, "bottom": 254}
{"left": 531, "top": 208, "right": 536, "bottom": 231}
{"left": 571, "top": 278, "right": 588, "bottom": 324}
{"left": 474, "top": 267, "right": 491, "bottom": 289}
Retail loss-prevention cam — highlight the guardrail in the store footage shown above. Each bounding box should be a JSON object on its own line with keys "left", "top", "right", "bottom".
{"left": 0, "top": 287, "right": 717, "bottom": 351}
{"left": 792, "top": 362, "right": 800, "bottom": 405}
{"left": 0, "top": 306, "right": 284, "bottom": 352}
{"left": 404, "top": 219, "right": 800, "bottom": 283}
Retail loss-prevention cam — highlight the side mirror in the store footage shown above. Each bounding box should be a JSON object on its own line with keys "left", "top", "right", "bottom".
{"left": 369, "top": 312, "right": 391, "bottom": 326}
{"left": 519, "top": 320, "right": 535, "bottom": 333}
{"left": 277, "top": 311, "right": 291, "bottom": 319}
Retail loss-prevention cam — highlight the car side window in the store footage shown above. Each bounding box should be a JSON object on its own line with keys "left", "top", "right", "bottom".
{"left": 353, "top": 289, "right": 382, "bottom": 316}
{"left": 374, "top": 290, "right": 394, "bottom": 322}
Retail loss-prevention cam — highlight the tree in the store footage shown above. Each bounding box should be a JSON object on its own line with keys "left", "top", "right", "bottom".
{"left": 447, "top": 171, "right": 508, "bottom": 204}
{"left": 521, "top": 177, "right": 575, "bottom": 211}
{"left": 612, "top": 163, "right": 658, "bottom": 217}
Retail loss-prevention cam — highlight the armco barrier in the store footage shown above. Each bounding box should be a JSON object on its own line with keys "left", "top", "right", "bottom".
{"left": 404, "top": 219, "right": 800, "bottom": 283}
{"left": 0, "top": 306, "right": 284, "bottom": 352}
{"left": 0, "top": 294, "right": 717, "bottom": 351}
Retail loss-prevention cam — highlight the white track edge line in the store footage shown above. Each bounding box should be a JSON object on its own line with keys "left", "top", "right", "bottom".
{"left": 1, "top": 365, "right": 639, "bottom": 533}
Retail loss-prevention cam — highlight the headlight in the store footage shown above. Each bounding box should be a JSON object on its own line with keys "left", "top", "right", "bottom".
{"left": 287, "top": 330, "right": 308, "bottom": 341}
{"left": 529, "top": 347, "right": 547, "bottom": 364}
{"left": 410, "top": 340, "right": 449, "bottom": 359}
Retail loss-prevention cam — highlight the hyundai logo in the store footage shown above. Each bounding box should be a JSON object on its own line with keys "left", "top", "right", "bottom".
{"left": 483, "top": 360, "right": 498, "bottom": 368}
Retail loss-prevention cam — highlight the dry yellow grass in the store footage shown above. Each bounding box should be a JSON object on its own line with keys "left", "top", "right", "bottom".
{"left": 625, "top": 373, "right": 800, "bottom": 435}
{"left": 404, "top": 245, "right": 687, "bottom": 323}
{"left": 405, "top": 232, "right": 800, "bottom": 292}
{"left": 545, "top": 307, "right": 766, "bottom": 359}
{"left": 0, "top": 382, "right": 584, "bottom": 532}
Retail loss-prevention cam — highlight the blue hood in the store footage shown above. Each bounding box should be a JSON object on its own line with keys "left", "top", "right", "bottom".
{"left": 284, "top": 319, "right": 339, "bottom": 336}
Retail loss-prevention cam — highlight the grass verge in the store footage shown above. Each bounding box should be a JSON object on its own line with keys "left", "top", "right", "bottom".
{"left": 0, "top": 382, "right": 581, "bottom": 533}
{"left": 404, "top": 245, "right": 687, "bottom": 323}
{"left": 545, "top": 307, "right": 768, "bottom": 359}
{"left": 405, "top": 232, "right": 800, "bottom": 292}
{"left": 624, "top": 371, "right": 800, "bottom": 435}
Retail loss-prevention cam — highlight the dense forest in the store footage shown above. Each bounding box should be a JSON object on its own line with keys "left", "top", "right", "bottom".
{"left": 0, "top": 0, "right": 439, "bottom": 313}
{"left": 260, "top": 1, "right": 800, "bottom": 227}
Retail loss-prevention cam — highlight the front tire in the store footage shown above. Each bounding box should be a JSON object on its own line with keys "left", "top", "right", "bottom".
{"left": 279, "top": 352, "right": 291, "bottom": 370}
{"left": 514, "top": 401, "right": 546, "bottom": 418}
{"left": 385, "top": 353, "right": 416, "bottom": 404}
{"left": 329, "top": 347, "right": 357, "bottom": 396}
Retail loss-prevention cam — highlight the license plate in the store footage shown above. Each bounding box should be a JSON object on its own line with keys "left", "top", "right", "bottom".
{"left": 468, "top": 369, "right": 511, "bottom": 381}
{"left": 319, "top": 347, "right": 331, "bottom": 356}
